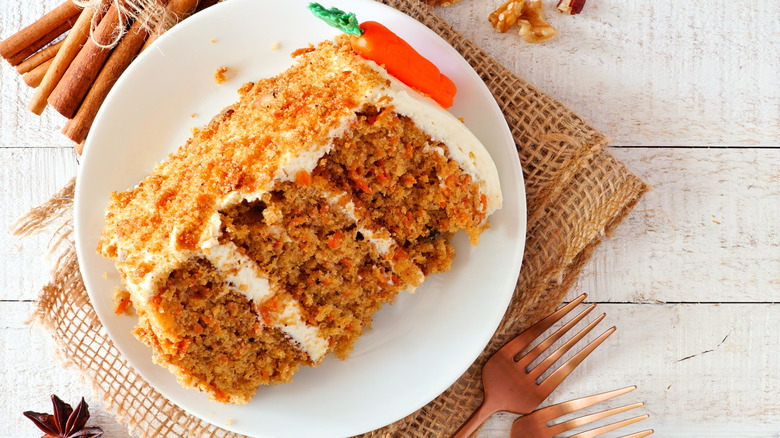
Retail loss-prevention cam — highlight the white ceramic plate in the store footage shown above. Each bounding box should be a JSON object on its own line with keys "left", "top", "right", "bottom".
{"left": 75, "top": 0, "right": 526, "bottom": 436}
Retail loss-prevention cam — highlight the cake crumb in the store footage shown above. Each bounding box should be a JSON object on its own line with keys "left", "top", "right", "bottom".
{"left": 270, "top": 41, "right": 280, "bottom": 51}
{"left": 191, "top": 113, "right": 198, "bottom": 118}
{"left": 226, "top": 419, "right": 233, "bottom": 426}
{"left": 214, "top": 66, "right": 228, "bottom": 84}
{"left": 291, "top": 45, "right": 315, "bottom": 57}
{"left": 211, "top": 39, "right": 216, "bottom": 43}
{"left": 113, "top": 288, "right": 134, "bottom": 316}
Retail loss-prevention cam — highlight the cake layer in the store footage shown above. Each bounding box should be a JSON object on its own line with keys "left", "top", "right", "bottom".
{"left": 132, "top": 258, "right": 310, "bottom": 404}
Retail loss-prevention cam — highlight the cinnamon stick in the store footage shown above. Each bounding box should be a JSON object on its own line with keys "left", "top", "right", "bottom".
{"left": 64, "top": 18, "right": 150, "bottom": 145}
{"left": 29, "top": 2, "right": 107, "bottom": 115}
{"left": 16, "top": 40, "right": 63, "bottom": 74}
{"left": 7, "top": 19, "right": 75, "bottom": 66}
{"left": 0, "top": 0, "right": 80, "bottom": 63}
{"left": 141, "top": 0, "right": 201, "bottom": 52}
{"left": 22, "top": 58, "right": 54, "bottom": 88}
{"left": 74, "top": 140, "right": 86, "bottom": 156}
{"left": 48, "top": 3, "right": 128, "bottom": 119}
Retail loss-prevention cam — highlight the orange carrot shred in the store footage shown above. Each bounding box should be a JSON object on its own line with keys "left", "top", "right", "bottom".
{"left": 295, "top": 170, "right": 312, "bottom": 186}
{"left": 114, "top": 296, "right": 130, "bottom": 315}
{"left": 328, "top": 231, "right": 343, "bottom": 249}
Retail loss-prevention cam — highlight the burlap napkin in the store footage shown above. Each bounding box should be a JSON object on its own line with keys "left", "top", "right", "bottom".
{"left": 13, "top": 0, "right": 648, "bottom": 436}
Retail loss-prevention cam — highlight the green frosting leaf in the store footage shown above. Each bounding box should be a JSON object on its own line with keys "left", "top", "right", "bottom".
{"left": 308, "top": 2, "right": 363, "bottom": 36}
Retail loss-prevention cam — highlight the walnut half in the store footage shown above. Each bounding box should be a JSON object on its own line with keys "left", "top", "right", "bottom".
{"left": 489, "top": 0, "right": 526, "bottom": 33}
{"left": 517, "top": 0, "right": 558, "bottom": 43}
{"left": 489, "top": 0, "right": 558, "bottom": 43}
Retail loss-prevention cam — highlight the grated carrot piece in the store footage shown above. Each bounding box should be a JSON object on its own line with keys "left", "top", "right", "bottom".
{"left": 114, "top": 294, "right": 131, "bottom": 315}
{"left": 295, "top": 169, "right": 312, "bottom": 186}
{"left": 327, "top": 231, "right": 343, "bottom": 249}
{"left": 289, "top": 216, "right": 306, "bottom": 227}
{"left": 404, "top": 142, "right": 414, "bottom": 158}
{"left": 177, "top": 338, "right": 191, "bottom": 354}
{"left": 355, "top": 177, "right": 372, "bottom": 194}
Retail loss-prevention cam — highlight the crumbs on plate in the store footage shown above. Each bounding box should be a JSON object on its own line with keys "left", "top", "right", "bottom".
{"left": 214, "top": 66, "right": 228, "bottom": 84}
{"left": 113, "top": 288, "right": 134, "bottom": 316}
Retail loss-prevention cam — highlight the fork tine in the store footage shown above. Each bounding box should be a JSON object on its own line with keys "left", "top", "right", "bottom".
{"left": 535, "top": 386, "right": 637, "bottom": 422}
{"left": 568, "top": 414, "right": 650, "bottom": 438}
{"left": 518, "top": 303, "right": 597, "bottom": 368}
{"left": 499, "top": 294, "right": 588, "bottom": 355}
{"left": 620, "top": 430, "right": 654, "bottom": 438}
{"left": 549, "top": 402, "right": 645, "bottom": 435}
{"left": 527, "top": 312, "right": 605, "bottom": 379}
{"left": 538, "top": 326, "right": 616, "bottom": 395}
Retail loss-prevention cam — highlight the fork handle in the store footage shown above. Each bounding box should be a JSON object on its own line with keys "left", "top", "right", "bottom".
{"left": 451, "top": 400, "right": 498, "bottom": 438}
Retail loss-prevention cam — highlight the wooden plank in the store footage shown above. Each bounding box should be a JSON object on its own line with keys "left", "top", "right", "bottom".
{"left": 436, "top": 1, "right": 780, "bottom": 146}
{"left": 0, "top": 301, "right": 132, "bottom": 438}
{"left": 0, "top": 0, "right": 72, "bottom": 148}
{"left": 0, "top": 147, "right": 76, "bottom": 301}
{"left": 571, "top": 147, "right": 780, "bottom": 303}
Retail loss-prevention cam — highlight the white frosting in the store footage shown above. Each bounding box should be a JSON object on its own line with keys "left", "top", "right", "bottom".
{"left": 124, "top": 250, "right": 191, "bottom": 302}
{"left": 327, "top": 192, "right": 396, "bottom": 256}
{"left": 275, "top": 116, "right": 353, "bottom": 183}
{"left": 274, "top": 298, "right": 330, "bottom": 362}
{"left": 361, "top": 60, "right": 503, "bottom": 214}
{"left": 204, "top": 241, "right": 273, "bottom": 303}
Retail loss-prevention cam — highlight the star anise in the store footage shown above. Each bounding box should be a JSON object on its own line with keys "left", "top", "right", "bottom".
{"left": 23, "top": 394, "right": 104, "bottom": 438}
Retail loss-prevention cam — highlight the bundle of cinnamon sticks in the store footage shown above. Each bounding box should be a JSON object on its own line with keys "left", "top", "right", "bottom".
{"left": 0, "top": 0, "right": 218, "bottom": 152}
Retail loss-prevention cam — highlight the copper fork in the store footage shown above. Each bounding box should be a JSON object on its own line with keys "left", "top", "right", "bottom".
{"left": 452, "top": 294, "right": 614, "bottom": 438}
{"left": 510, "top": 386, "right": 653, "bottom": 438}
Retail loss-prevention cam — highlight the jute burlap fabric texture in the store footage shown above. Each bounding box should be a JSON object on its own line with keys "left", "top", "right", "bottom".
{"left": 14, "top": 1, "right": 649, "bottom": 436}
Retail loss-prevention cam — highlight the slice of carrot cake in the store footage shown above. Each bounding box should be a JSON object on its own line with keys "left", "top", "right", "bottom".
{"left": 97, "top": 34, "right": 502, "bottom": 404}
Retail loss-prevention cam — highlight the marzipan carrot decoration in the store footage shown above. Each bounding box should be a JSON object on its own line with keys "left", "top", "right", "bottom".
{"left": 308, "top": 3, "right": 457, "bottom": 108}
{"left": 351, "top": 21, "right": 457, "bottom": 108}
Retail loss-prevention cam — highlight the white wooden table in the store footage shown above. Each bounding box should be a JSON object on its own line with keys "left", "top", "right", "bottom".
{"left": 2, "top": 1, "right": 779, "bottom": 437}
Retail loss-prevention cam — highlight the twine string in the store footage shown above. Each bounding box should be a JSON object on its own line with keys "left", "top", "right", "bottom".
{"left": 72, "top": 0, "right": 176, "bottom": 48}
